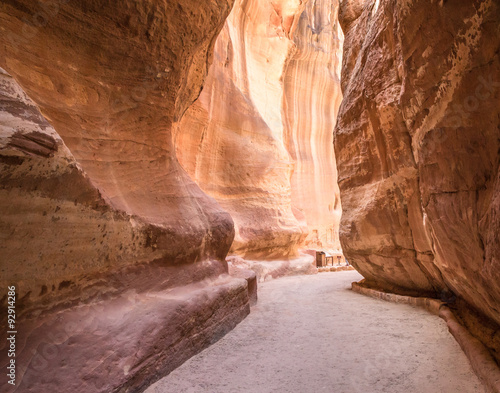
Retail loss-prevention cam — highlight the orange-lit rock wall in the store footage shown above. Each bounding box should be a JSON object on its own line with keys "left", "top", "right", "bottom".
{"left": 175, "top": 0, "right": 344, "bottom": 259}
{"left": 284, "top": 0, "right": 344, "bottom": 251}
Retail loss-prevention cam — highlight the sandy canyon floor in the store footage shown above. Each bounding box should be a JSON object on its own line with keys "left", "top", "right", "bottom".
{"left": 146, "top": 271, "right": 485, "bottom": 393}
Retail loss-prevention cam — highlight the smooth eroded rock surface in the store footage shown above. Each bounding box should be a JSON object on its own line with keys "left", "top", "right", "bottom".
{"left": 0, "top": 1, "right": 254, "bottom": 391}
{"left": 175, "top": 0, "right": 344, "bottom": 259}
{"left": 284, "top": 0, "right": 344, "bottom": 251}
{"left": 0, "top": 0, "right": 237, "bottom": 302}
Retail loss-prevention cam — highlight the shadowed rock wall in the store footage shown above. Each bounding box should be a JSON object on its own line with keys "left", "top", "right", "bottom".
{"left": 335, "top": 0, "right": 500, "bottom": 335}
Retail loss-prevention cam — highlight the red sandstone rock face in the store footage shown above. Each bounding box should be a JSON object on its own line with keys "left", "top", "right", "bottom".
{"left": 0, "top": 1, "right": 254, "bottom": 391}
{"left": 175, "top": 0, "right": 344, "bottom": 258}
{"left": 0, "top": 68, "right": 159, "bottom": 304}
{"left": 335, "top": 0, "right": 500, "bottom": 326}
{"left": 0, "top": 0, "right": 237, "bottom": 305}
{"left": 0, "top": 0, "right": 236, "bottom": 258}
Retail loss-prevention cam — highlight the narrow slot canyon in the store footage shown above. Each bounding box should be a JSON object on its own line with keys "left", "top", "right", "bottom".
{"left": 0, "top": 0, "right": 499, "bottom": 392}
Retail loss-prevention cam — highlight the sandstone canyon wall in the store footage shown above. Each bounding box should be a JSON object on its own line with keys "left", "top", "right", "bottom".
{"left": 0, "top": 1, "right": 254, "bottom": 391}
{"left": 284, "top": 0, "right": 344, "bottom": 252}
{"left": 335, "top": 0, "right": 500, "bottom": 350}
{"left": 175, "top": 0, "right": 344, "bottom": 259}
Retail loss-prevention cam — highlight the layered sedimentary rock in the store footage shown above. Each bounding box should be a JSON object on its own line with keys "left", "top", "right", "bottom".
{"left": 175, "top": 0, "right": 344, "bottom": 258}
{"left": 0, "top": 1, "right": 253, "bottom": 391}
{"left": 0, "top": 67, "right": 157, "bottom": 304}
{"left": 335, "top": 0, "right": 500, "bottom": 335}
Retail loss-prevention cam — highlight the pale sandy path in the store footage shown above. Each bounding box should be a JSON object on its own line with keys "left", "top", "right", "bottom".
{"left": 145, "top": 271, "right": 486, "bottom": 393}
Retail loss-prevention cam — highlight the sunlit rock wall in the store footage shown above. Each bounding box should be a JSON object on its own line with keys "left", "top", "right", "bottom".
{"left": 284, "top": 0, "right": 344, "bottom": 251}
{"left": 335, "top": 0, "right": 500, "bottom": 330}
{"left": 175, "top": 0, "right": 344, "bottom": 258}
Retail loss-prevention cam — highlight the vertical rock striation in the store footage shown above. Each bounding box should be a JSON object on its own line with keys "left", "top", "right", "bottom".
{"left": 283, "top": 0, "right": 344, "bottom": 251}
{"left": 175, "top": 0, "right": 344, "bottom": 258}
{"left": 175, "top": 0, "right": 307, "bottom": 260}
{"left": 335, "top": 0, "right": 500, "bottom": 342}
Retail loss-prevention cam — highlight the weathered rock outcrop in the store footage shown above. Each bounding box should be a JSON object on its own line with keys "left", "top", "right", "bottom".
{"left": 335, "top": 0, "right": 500, "bottom": 346}
{"left": 175, "top": 0, "right": 344, "bottom": 258}
{"left": 0, "top": 1, "right": 254, "bottom": 391}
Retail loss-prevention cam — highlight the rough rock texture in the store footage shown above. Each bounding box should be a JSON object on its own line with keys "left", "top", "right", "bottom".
{"left": 175, "top": 0, "right": 344, "bottom": 259}
{"left": 335, "top": 0, "right": 500, "bottom": 349}
{"left": 7, "top": 275, "right": 249, "bottom": 393}
{"left": 0, "top": 67, "right": 159, "bottom": 305}
{"left": 0, "top": 1, "right": 255, "bottom": 391}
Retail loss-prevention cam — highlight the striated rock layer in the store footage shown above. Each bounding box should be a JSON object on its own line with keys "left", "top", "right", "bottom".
{"left": 0, "top": 1, "right": 254, "bottom": 391}
{"left": 175, "top": 0, "right": 344, "bottom": 258}
{"left": 335, "top": 0, "right": 500, "bottom": 354}
{"left": 284, "top": 0, "right": 344, "bottom": 251}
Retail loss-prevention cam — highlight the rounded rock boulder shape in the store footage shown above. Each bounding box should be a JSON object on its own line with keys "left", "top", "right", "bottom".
{"left": 0, "top": 0, "right": 237, "bottom": 272}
